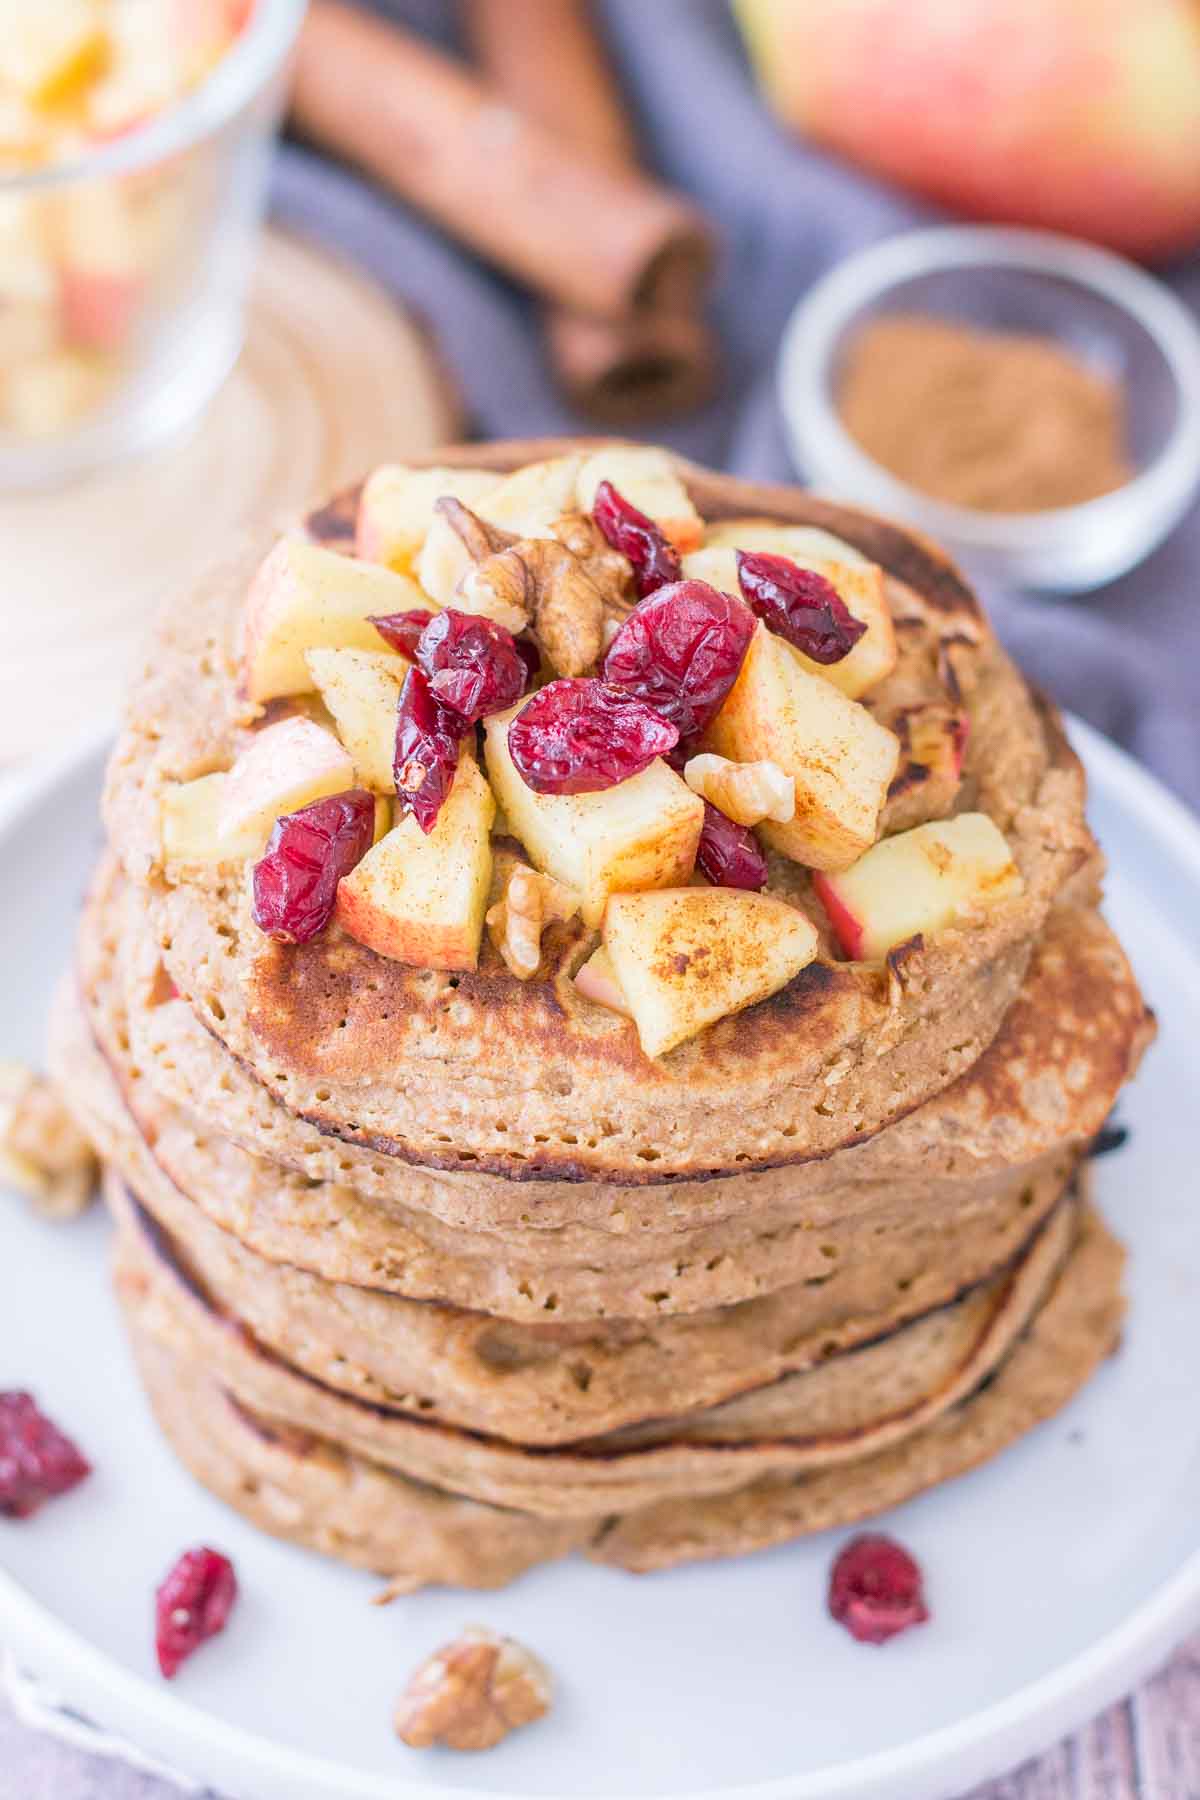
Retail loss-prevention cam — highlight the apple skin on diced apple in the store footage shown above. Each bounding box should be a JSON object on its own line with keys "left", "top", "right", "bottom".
{"left": 304, "top": 647, "right": 409, "bottom": 793}
{"left": 54, "top": 183, "right": 146, "bottom": 353}
{"left": 356, "top": 464, "right": 501, "bottom": 571}
{"left": 241, "top": 538, "right": 427, "bottom": 704}
{"left": 812, "top": 811, "right": 1024, "bottom": 962}
{"left": 573, "top": 945, "right": 632, "bottom": 1015}
{"left": 603, "top": 887, "right": 820, "bottom": 1058}
{"left": 575, "top": 447, "right": 703, "bottom": 552}
{"left": 483, "top": 706, "right": 704, "bottom": 928}
{"left": 218, "top": 717, "right": 355, "bottom": 847}
{"left": 335, "top": 751, "right": 495, "bottom": 971}
{"left": 683, "top": 540, "right": 896, "bottom": 699}
{"left": 160, "top": 772, "right": 265, "bottom": 866}
{"left": 705, "top": 624, "right": 899, "bottom": 871}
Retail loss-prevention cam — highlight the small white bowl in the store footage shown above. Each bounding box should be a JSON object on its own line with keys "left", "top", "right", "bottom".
{"left": 778, "top": 226, "right": 1200, "bottom": 592}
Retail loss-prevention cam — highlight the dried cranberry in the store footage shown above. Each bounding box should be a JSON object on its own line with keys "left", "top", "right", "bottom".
{"left": 252, "top": 789, "right": 375, "bottom": 943}
{"left": 155, "top": 1547, "right": 238, "bottom": 1678}
{"left": 736, "top": 552, "right": 867, "bottom": 663}
{"left": 0, "top": 1392, "right": 90, "bottom": 1518}
{"left": 508, "top": 678, "right": 678, "bottom": 794}
{"left": 828, "top": 1534, "right": 929, "bottom": 1645}
{"left": 370, "top": 608, "right": 433, "bottom": 661}
{"left": 514, "top": 635, "right": 542, "bottom": 684}
{"left": 696, "top": 802, "right": 768, "bottom": 890}
{"left": 603, "top": 580, "right": 754, "bottom": 739}
{"left": 394, "top": 667, "right": 468, "bottom": 831}
{"left": 592, "top": 480, "right": 682, "bottom": 599}
{"left": 414, "top": 608, "right": 528, "bottom": 725}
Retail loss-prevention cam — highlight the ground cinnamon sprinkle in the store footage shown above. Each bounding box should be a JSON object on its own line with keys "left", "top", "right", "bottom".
{"left": 836, "top": 314, "right": 1132, "bottom": 513}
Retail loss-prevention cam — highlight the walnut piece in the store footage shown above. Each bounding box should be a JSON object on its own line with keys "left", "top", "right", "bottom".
{"left": 683, "top": 753, "right": 795, "bottom": 826}
{"left": 0, "top": 1061, "right": 97, "bottom": 1220}
{"left": 395, "top": 1627, "right": 553, "bottom": 1752}
{"left": 466, "top": 535, "right": 607, "bottom": 677}
{"left": 486, "top": 866, "right": 579, "bottom": 979}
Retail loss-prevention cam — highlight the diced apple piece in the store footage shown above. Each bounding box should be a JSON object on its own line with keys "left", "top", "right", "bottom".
{"left": 477, "top": 454, "right": 584, "bottom": 538}
{"left": 603, "top": 887, "right": 819, "bottom": 1057}
{"left": 55, "top": 183, "right": 146, "bottom": 352}
{"left": 702, "top": 520, "right": 869, "bottom": 565}
{"left": 684, "top": 541, "right": 896, "bottom": 699}
{"left": 575, "top": 446, "right": 702, "bottom": 551}
{"left": 706, "top": 625, "right": 899, "bottom": 871}
{"left": 160, "top": 772, "right": 263, "bottom": 865}
{"left": 304, "top": 647, "right": 408, "bottom": 793}
{"left": 335, "top": 752, "right": 495, "bottom": 971}
{"left": 356, "top": 464, "right": 500, "bottom": 570}
{"left": 241, "top": 538, "right": 425, "bottom": 703}
{"left": 3, "top": 350, "right": 106, "bottom": 435}
{"left": 813, "top": 812, "right": 1024, "bottom": 962}
{"left": 484, "top": 710, "right": 704, "bottom": 928}
{"left": 0, "top": 3, "right": 107, "bottom": 107}
{"left": 218, "top": 718, "right": 354, "bottom": 847}
{"left": 573, "top": 945, "right": 631, "bottom": 1016}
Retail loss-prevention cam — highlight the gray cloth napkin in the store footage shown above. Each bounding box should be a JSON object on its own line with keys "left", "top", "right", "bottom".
{"left": 274, "top": 0, "right": 1200, "bottom": 810}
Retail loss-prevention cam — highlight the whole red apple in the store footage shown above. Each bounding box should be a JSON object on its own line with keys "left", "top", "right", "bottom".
{"left": 734, "top": 0, "right": 1200, "bottom": 261}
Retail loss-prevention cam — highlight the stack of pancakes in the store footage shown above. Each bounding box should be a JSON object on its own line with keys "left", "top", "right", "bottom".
{"left": 52, "top": 443, "right": 1153, "bottom": 1592}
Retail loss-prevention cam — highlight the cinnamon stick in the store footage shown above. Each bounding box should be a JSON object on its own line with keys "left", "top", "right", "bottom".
{"left": 465, "top": 0, "right": 716, "bottom": 420}
{"left": 290, "top": 2, "right": 713, "bottom": 325}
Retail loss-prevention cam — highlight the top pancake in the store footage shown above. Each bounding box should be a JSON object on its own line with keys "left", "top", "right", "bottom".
{"left": 102, "top": 440, "right": 1099, "bottom": 1181}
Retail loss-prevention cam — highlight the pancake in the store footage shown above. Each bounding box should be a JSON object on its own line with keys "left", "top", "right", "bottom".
{"left": 63, "top": 883, "right": 1116, "bottom": 1346}
{"left": 65, "top": 973, "right": 1081, "bottom": 1444}
{"left": 100, "top": 443, "right": 1099, "bottom": 1182}
{"left": 82, "top": 850, "right": 1150, "bottom": 1249}
{"left": 108, "top": 1173, "right": 1078, "bottom": 1517}
{"left": 118, "top": 1199, "right": 1125, "bottom": 1589}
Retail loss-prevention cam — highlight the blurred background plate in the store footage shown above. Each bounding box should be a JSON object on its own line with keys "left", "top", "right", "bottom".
{"left": 1, "top": 719, "right": 1199, "bottom": 1800}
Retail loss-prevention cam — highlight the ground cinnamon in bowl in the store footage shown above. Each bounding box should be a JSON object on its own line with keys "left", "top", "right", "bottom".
{"left": 836, "top": 314, "right": 1132, "bottom": 513}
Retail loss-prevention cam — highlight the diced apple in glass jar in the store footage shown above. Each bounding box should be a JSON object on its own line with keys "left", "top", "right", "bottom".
{"left": 602, "top": 888, "right": 820, "bottom": 1057}
{"left": 304, "top": 648, "right": 409, "bottom": 793}
{"left": 705, "top": 623, "right": 899, "bottom": 870}
{"left": 812, "top": 813, "right": 1024, "bottom": 962}
{"left": 336, "top": 751, "right": 495, "bottom": 971}
{"left": 218, "top": 718, "right": 355, "bottom": 847}
{"left": 356, "top": 465, "right": 501, "bottom": 571}
{"left": 241, "top": 539, "right": 425, "bottom": 703}
{"left": 0, "top": 4, "right": 108, "bottom": 110}
{"left": 575, "top": 446, "right": 703, "bottom": 552}
{"left": 484, "top": 707, "right": 704, "bottom": 927}
{"left": 53, "top": 182, "right": 146, "bottom": 353}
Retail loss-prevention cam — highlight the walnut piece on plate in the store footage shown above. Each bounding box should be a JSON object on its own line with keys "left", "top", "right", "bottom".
{"left": 0, "top": 1062, "right": 97, "bottom": 1221}
{"left": 395, "top": 1627, "right": 553, "bottom": 1752}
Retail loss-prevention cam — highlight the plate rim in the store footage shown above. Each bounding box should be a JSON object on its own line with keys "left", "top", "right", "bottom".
{"left": 3, "top": 716, "right": 1199, "bottom": 1800}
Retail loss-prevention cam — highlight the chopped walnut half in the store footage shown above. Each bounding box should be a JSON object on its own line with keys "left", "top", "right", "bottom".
{"left": 683, "top": 753, "right": 795, "bottom": 826}
{"left": 487, "top": 866, "right": 580, "bottom": 979}
{"left": 0, "top": 1062, "right": 97, "bottom": 1220}
{"left": 466, "top": 534, "right": 607, "bottom": 677}
{"left": 395, "top": 1627, "right": 553, "bottom": 1752}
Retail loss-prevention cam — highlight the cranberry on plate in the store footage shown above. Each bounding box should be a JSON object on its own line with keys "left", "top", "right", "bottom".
{"left": 155, "top": 1546, "right": 238, "bottom": 1678}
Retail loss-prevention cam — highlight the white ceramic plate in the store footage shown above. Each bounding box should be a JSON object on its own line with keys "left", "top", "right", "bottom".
{"left": 2, "top": 722, "right": 1199, "bottom": 1800}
